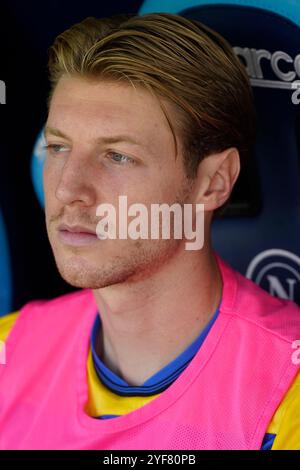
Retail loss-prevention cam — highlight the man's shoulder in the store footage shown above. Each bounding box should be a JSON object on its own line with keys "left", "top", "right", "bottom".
{"left": 235, "top": 266, "right": 299, "bottom": 313}
{"left": 21, "top": 288, "right": 94, "bottom": 314}
{"left": 218, "top": 255, "right": 300, "bottom": 340}
{"left": 1, "top": 289, "right": 95, "bottom": 337}
{"left": 267, "top": 369, "right": 300, "bottom": 449}
{"left": 0, "top": 311, "right": 20, "bottom": 342}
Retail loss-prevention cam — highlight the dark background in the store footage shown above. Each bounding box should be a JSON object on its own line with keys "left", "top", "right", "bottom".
{"left": 0, "top": 0, "right": 144, "bottom": 311}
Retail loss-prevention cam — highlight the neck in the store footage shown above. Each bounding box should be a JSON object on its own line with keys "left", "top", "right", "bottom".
{"left": 92, "top": 244, "right": 222, "bottom": 386}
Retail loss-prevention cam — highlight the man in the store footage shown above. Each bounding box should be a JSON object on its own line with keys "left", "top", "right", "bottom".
{"left": 0, "top": 12, "right": 299, "bottom": 450}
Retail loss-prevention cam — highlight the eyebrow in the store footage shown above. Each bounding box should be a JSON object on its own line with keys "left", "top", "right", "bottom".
{"left": 44, "top": 126, "right": 143, "bottom": 147}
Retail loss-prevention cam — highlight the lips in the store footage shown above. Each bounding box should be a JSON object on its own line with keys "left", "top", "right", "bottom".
{"left": 57, "top": 223, "right": 98, "bottom": 246}
{"left": 58, "top": 223, "right": 96, "bottom": 235}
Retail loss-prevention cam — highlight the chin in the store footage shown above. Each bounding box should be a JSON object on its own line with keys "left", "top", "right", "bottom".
{"left": 54, "top": 254, "right": 139, "bottom": 289}
{"left": 55, "top": 258, "right": 106, "bottom": 289}
{"left": 51, "top": 237, "right": 183, "bottom": 289}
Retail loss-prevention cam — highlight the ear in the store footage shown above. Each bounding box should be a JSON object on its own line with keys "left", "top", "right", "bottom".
{"left": 194, "top": 147, "right": 240, "bottom": 211}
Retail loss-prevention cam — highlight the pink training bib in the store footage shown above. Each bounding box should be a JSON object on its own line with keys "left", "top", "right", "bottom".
{"left": 0, "top": 254, "right": 300, "bottom": 450}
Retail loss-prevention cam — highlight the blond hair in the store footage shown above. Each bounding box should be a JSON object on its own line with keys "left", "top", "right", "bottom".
{"left": 47, "top": 12, "right": 255, "bottom": 178}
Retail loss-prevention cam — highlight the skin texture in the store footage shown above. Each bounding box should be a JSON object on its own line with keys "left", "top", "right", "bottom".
{"left": 44, "top": 76, "right": 240, "bottom": 385}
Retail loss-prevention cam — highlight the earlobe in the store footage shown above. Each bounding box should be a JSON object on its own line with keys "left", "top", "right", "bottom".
{"left": 194, "top": 147, "right": 240, "bottom": 211}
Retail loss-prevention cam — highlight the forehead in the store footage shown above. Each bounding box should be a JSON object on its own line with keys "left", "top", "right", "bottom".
{"left": 47, "top": 76, "right": 174, "bottom": 145}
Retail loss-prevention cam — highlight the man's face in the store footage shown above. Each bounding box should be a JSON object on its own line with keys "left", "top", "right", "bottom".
{"left": 44, "top": 76, "right": 193, "bottom": 289}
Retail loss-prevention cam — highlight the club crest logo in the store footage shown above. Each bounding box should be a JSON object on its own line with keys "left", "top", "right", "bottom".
{"left": 246, "top": 249, "right": 300, "bottom": 304}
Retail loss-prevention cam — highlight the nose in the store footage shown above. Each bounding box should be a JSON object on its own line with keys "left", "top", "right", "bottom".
{"left": 55, "top": 152, "right": 97, "bottom": 207}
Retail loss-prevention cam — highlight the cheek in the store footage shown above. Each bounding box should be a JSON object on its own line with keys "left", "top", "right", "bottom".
{"left": 43, "top": 159, "right": 56, "bottom": 195}
{"left": 145, "top": 171, "right": 186, "bottom": 203}
{"left": 43, "top": 160, "right": 62, "bottom": 213}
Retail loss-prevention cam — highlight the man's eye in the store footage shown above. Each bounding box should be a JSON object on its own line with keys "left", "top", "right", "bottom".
{"left": 43, "top": 144, "right": 69, "bottom": 154}
{"left": 108, "top": 152, "right": 135, "bottom": 165}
